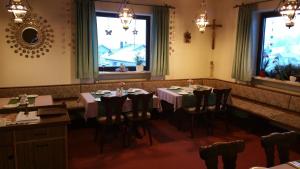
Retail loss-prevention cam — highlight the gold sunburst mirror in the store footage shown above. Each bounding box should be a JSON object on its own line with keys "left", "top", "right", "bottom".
{"left": 5, "top": 12, "right": 54, "bottom": 58}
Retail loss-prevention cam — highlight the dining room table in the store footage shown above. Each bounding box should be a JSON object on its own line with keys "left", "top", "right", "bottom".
{"left": 250, "top": 160, "right": 300, "bottom": 169}
{"left": 269, "top": 161, "right": 300, "bottom": 169}
{"left": 79, "top": 88, "right": 161, "bottom": 119}
{"left": 0, "top": 95, "right": 53, "bottom": 110}
{"left": 157, "top": 85, "right": 216, "bottom": 110}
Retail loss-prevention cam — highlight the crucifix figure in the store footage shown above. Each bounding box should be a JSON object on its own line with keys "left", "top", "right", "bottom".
{"left": 207, "top": 19, "right": 222, "bottom": 50}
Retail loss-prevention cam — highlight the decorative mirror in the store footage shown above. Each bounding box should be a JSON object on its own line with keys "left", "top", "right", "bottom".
{"left": 5, "top": 13, "right": 54, "bottom": 58}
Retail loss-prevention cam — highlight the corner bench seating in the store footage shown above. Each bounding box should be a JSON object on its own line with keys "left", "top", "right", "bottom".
{"left": 209, "top": 79, "right": 300, "bottom": 132}
{"left": 0, "top": 78, "right": 299, "bottom": 132}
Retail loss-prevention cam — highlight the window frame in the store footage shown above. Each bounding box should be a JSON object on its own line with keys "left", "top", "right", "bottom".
{"left": 96, "top": 12, "right": 151, "bottom": 72}
{"left": 256, "top": 11, "right": 300, "bottom": 75}
{"left": 256, "top": 11, "right": 280, "bottom": 75}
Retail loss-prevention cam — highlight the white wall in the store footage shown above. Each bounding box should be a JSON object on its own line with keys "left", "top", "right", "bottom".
{"left": 0, "top": 0, "right": 75, "bottom": 87}
{"left": 212, "top": 0, "right": 282, "bottom": 82}
{"left": 0, "top": 0, "right": 215, "bottom": 87}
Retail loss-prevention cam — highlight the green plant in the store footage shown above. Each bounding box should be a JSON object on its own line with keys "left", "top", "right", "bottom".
{"left": 134, "top": 56, "right": 144, "bottom": 65}
{"left": 270, "top": 64, "right": 300, "bottom": 80}
{"left": 261, "top": 52, "right": 270, "bottom": 71}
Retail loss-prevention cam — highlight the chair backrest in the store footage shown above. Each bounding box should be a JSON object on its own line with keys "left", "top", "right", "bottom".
{"left": 193, "top": 89, "right": 212, "bottom": 112}
{"left": 100, "top": 95, "right": 127, "bottom": 123}
{"left": 213, "top": 88, "right": 231, "bottom": 112}
{"left": 261, "top": 131, "right": 298, "bottom": 167}
{"left": 128, "top": 93, "right": 153, "bottom": 119}
{"left": 199, "top": 140, "right": 245, "bottom": 169}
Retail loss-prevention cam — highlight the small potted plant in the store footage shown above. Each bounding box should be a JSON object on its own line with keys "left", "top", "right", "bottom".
{"left": 134, "top": 55, "right": 144, "bottom": 72}
{"left": 259, "top": 53, "right": 270, "bottom": 77}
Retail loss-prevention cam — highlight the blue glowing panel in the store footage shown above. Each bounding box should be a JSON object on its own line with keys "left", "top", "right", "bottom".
{"left": 96, "top": 16, "right": 146, "bottom": 67}
{"left": 262, "top": 15, "right": 300, "bottom": 72}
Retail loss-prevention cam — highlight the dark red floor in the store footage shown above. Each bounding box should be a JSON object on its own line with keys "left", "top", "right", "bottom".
{"left": 68, "top": 119, "right": 300, "bottom": 169}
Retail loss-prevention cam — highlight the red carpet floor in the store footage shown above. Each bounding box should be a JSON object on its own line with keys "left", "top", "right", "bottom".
{"left": 68, "top": 120, "right": 300, "bottom": 169}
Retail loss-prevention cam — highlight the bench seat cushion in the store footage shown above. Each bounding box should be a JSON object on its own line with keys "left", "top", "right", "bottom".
{"left": 65, "top": 100, "right": 85, "bottom": 111}
{"left": 231, "top": 96, "right": 300, "bottom": 131}
{"left": 230, "top": 97, "right": 283, "bottom": 119}
{"left": 289, "top": 96, "right": 300, "bottom": 113}
{"left": 0, "top": 85, "right": 80, "bottom": 100}
{"left": 54, "top": 99, "right": 84, "bottom": 111}
{"left": 215, "top": 81, "right": 291, "bottom": 110}
{"left": 271, "top": 112, "right": 300, "bottom": 131}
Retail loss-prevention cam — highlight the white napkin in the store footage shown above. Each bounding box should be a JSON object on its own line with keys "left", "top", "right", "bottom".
{"left": 27, "top": 94, "right": 38, "bottom": 98}
{"left": 96, "top": 90, "right": 111, "bottom": 94}
{"left": 169, "top": 86, "right": 181, "bottom": 90}
{"left": 128, "top": 88, "right": 141, "bottom": 93}
{"left": 3, "top": 103, "right": 19, "bottom": 108}
{"left": 16, "top": 111, "right": 40, "bottom": 123}
{"left": 178, "top": 91, "right": 189, "bottom": 95}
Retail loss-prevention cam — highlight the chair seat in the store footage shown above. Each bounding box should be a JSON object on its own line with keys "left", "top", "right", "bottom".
{"left": 208, "top": 105, "right": 215, "bottom": 111}
{"left": 208, "top": 105, "right": 224, "bottom": 111}
{"left": 97, "top": 115, "right": 125, "bottom": 124}
{"left": 126, "top": 112, "right": 151, "bottom": 119}
{"left": 184, "top": 107, "right": 196, "bottom": 112}
{"left": 183, "top": 107, "right": 205, "bottom": 114}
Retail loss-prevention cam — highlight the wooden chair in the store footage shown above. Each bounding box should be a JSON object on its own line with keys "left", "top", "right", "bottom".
{"left": 208, "top": 88, "right": 232, "bottom": 133}
{"left": 199, "top": 140, "right": 245, "bottom": 169}
{"left": 95, "top": 95, "right": 128, "bottom": 153}
{"left": 183, "top": 89, "right": 212, "bottom": 137}
{"left": 261, "top": 131, "right": 298, "bottom": 167}
{"left": 127, "top": 93, "right": 154, "bottom": 145}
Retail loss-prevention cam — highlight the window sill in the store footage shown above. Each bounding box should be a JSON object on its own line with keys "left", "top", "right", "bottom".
{"left": 96, "top": 71, "right": 151, "bottom": 82}
{"left": 252, "top": 76, "right": 300, "bottom": 95}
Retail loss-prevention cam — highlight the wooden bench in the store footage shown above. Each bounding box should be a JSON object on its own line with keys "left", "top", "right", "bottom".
{"left": 202, "top": 79, "right": 300, "bottom": 132}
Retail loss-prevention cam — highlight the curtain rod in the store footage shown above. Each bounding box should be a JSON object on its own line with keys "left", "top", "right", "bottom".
{"left": 233, "top": 0, "right": 274, "bottom": 8}
{"left": 94, "top": 0, "right": 175, "bottom": 9}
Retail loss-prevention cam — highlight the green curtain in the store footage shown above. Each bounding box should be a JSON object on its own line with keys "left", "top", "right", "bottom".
{"left": 231, "top": 4, "right": 256, "bottom": 82}
{"left": 151, "top": 6, "right": 170, "bottom": 76}
{"left": 76, "top": 0, "right": 98, "bottom": 79}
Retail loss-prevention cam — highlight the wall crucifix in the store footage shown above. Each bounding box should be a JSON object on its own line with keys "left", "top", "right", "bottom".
{"left": 207, "top": 19, "right": 222, "bottom": 50}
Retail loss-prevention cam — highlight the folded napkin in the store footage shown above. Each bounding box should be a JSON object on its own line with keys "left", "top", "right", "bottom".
{"left": 169, "top": 86, "right": 181, "bottom": 90}
{"left": 96, "top": 90, "right": 111, "bottom": 95}
{"left": 127, "top": 88, "right": 141, "bottom": 93}
{"left": 178, "top": 91, "right": 189, "bottom": 95}
{"left": 16, "top": 111, "right": 40, "bottom": 123}
{"left": 27, "top": 94, "right": 38, "bottom": 98}
{"left": 3, "top": 103, "right": 19, "bottom": 108}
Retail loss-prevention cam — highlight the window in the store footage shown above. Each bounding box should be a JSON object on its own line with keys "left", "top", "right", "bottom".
{"left": 96, "top": 12, "right": 150, "bottom": 71}
{"left": 257, "top": 12, "right": 300, "bottom": 79}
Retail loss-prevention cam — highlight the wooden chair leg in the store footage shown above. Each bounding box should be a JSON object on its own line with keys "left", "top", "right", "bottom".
{"left": 147, "top": 127, "right": 153, "bottom": 146}
{"left": 94, "top": 126, "right": 99, "bottom": 142}
{"left": 121, "top": 125, "right": 127, "bottom": 147}
{"left": 225, "top": 112, "right": 230, "bottom": 132}
{"left": 142, "top": 126, "right": 146, "bottom": 136}
{"left": 99, "top": 126, "right": 105, "bottom": 153}
{"left": 191, "top": 115, "right": 195, "bottom": 138}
